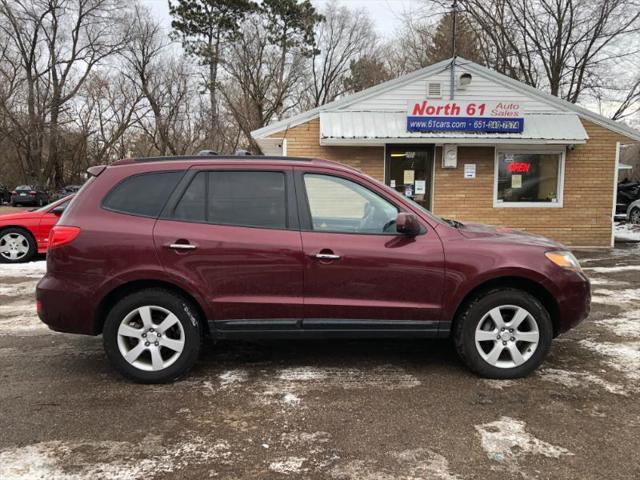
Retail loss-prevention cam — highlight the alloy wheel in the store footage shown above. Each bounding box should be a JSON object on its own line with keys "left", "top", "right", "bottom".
{"left": 0, "top": 232, "right": 30, "bottom": 261}
{"left": 474, "top": 305, "right": 540, "bottom": 369}
{"left": 630, "top": 208, "right": 640, "bottom": 225}
{"left": 116, "top": 305, "right": 185, "bottom": 372}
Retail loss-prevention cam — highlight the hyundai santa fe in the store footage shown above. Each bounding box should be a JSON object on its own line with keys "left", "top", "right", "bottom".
{"left": 36, "top": 155, "right": 591, "bottom": 383}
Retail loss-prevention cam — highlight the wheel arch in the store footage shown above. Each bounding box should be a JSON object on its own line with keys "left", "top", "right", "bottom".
{"left": 93, "top": 279, "right": 210, "bottom": 337}
{"left": 450, "top": 276, "right": 561, "bottom": 337}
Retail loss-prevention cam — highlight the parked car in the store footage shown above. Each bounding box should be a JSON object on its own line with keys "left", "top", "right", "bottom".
{"left": 51, "top": 185, "right": 82, "bottom": 202}
{"left": 0, "top": 195, "right": 73, "bottom": 263}
{"left": 37, "top": 156, "right": 590, "bottom": 383}
{"left": 11, "top": 185, "right": 50, "bottom": 207}
{"left": 615, "top": 181, "right": 640, "bottom": 216}
{"left": 625, "top": 199, "right": 640, "bottom": 224}
{"left": 0, "top": 183, "right": 11, "bottom": 204}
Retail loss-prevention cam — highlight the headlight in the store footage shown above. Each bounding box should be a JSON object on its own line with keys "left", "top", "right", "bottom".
{"left": 545, "top": 251, "right": 582, "bottom": 271}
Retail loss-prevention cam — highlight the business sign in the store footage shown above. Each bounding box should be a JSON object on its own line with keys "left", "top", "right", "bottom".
{"left": 407, "top": 100, "right": 524, "bottom": 133}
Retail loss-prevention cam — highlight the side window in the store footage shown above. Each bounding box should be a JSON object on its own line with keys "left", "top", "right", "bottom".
{"left": 208, "top": 171, "right": 287, "bottom": 229}
{"left": 303, "top": 174, "right": 398, "bottom": 234}
{"left": 103, "top": 171, "right": 182, "bottom": 218}
{"left": 173, "top": 172, "right": 206, "bottom": 222}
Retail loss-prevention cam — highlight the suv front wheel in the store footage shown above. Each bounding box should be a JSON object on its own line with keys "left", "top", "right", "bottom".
{"left": 103, "top": 289, "right": 202, "bottom": 383}
{"left": 453, "top": 288, "right": 553, "bottom": 379}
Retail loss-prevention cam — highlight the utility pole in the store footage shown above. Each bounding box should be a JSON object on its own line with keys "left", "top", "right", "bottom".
{"left": 450, "top": 0, "right": 457, "bottom": 99}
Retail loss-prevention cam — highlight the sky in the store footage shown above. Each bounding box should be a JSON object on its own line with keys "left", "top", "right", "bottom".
{"left": 140, "top": 0, "right": 418, "bottom": 38}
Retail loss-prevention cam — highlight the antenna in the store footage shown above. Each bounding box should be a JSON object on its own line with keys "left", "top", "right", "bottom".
{"left": 450, "top": 0, "right": 457, "bottom": 100}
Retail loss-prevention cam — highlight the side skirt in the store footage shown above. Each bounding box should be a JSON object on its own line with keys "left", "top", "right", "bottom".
{"left": 210, "top": 319, "right": 450, "bottom": 340}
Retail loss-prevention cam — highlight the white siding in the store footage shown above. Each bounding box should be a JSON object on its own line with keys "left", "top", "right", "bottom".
{"left": 342, "top": 65, "right": 560, "bottom": 114}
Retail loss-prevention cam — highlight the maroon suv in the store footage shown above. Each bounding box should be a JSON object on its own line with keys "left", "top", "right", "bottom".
{"left": 36, "top": 156, "right": 590, "bottom": 383}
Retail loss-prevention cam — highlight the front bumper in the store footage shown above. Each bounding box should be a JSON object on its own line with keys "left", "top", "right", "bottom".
{"left": 554, "top": 271, "right": 591, "bottom": 335}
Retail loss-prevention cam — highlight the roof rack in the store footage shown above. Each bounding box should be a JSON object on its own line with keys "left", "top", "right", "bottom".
{"left": 130, "top": 155, "right": 314, "bottom": 163}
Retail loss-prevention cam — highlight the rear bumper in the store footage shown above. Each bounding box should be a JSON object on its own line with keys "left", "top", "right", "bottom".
{"left": 36, "top": 272, "right": 101, "bottom": 335}
{"left": 554, "top": 271, "right": 591, "bottom": 335}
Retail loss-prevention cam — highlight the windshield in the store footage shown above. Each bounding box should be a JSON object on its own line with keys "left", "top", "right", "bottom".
{"left": 16, "top": 185, "right": 31, "bottom": 190}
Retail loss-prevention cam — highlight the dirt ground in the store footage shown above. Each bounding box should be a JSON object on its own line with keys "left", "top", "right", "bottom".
{"left": 0, "top": 246, "right": 639, "bottom": 479}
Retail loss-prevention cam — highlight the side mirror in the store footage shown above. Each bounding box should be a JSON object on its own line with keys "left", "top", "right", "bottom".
{"left": 51, "top": 205, "right": 65, "bottom": 215}
{"left": 396, "top": 212, "right": 421, "bottom": 236}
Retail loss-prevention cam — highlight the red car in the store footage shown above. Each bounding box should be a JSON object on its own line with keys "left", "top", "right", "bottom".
{"left": 0, "top": 195, "right": 73, "bottom": 263}
{"left": 37, "top": 156, "right": 590, "bottom": 383}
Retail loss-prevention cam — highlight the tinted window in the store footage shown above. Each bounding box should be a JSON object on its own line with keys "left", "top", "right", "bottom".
{"left": 103, "top": 171, "right": 182, "bottom": 217}
{"left": 208, "top": 171, "right": 286, "bottom": 228}
{"left": 173, "top": 172, "right": 206, "bottom": 222}
{"left": 304, "top": 174, "right": 398, "bottom": 234}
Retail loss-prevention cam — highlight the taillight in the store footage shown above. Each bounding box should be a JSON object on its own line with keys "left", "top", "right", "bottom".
{"left": 29, "top": 191, "right": 37, "bottom": 195}
{"left": 11, "top": 191, "right": 16, "bottom": 195}
{"left": 48, "top": 226, "right": 80, "bottom": 250}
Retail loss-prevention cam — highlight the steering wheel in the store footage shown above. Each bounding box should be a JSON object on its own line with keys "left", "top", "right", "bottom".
{"left": 357, "top": 202, "right": 375, "bottom": 232}
{"left": 382, "top": 218, "right": 396, "bottom": 233}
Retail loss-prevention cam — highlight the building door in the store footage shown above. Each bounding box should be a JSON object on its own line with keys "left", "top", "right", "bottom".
{"left": 385, "top": 145, "right": 434, "bottom": 210}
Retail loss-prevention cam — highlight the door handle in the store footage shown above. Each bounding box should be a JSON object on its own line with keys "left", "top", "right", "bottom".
{"left": 312, "top": 253, "right": 341, "bottom": 260}
{"left": 167, "top": 243, "right": 197, "bottom": 250}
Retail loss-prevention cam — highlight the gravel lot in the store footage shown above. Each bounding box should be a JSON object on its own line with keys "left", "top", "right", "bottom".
{"left": 0, "top": 246, "right": 639, "bottom": 479}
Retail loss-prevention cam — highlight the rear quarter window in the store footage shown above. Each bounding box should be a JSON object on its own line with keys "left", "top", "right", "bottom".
{"left": 102, "top": 171, "right": 183, "bottom": 218}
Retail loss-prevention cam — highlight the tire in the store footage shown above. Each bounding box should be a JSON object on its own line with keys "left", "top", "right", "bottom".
{"left": 453, "top": 288, "right": 553, "bottom": 379}
{"left": 0, "top": 227, "right": 37, "bottom": 263}
{"left": 103, "top": 288, "right": 202, "bottom": 383}
{"left": 630, "top": 207, "right": 640, "bottom": 225}
{"left": 38, "top": 198, "right": 44, "bottom": 207}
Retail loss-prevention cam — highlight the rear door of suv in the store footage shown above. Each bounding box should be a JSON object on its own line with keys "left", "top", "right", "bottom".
{"left": 153, "top": 166, "right": 304, "bottom": 327}
{"left": 294, "top": 166, "right": 445, "bottom": 332}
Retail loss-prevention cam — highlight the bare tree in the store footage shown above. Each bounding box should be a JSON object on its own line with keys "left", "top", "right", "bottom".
{"left": 448, "top": 0, "right": 640, "bottom": 102}
{"left": 305, "top": 0, "right": 377, "bottom": 107}
{"left": 221, "top": 14, "right": 308, "bottom": 149}
{"left": 0, "top": 0, "right": 52, "bottom": 183}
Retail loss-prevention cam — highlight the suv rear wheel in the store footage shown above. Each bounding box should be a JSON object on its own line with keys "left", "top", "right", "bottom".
{"left": 453, "top": 288, "right": 552, "bottom": 379}
{"left": 103, "top": 289, "right": 202, "bottom": 383}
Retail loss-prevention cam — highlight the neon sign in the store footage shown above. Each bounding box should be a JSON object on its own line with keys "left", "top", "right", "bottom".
{"left": 507, "top": 162, "right": 531, "bottom": 173}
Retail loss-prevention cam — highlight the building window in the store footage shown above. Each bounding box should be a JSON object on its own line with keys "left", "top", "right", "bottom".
{"left": 495, "top": 150, "right": 564, "bottom": 207}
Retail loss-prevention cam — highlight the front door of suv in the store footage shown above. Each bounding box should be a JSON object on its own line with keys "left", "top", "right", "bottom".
{"left": 295, "top": 168, "right": 445, "bottom": 331}
{"left": 153, "top": 167, "right": 304, "bottom": 325}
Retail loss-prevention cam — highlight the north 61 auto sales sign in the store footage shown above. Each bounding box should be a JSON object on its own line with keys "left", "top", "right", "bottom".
{"left": 406, "top": 100, "right": 524, "bottom": 133}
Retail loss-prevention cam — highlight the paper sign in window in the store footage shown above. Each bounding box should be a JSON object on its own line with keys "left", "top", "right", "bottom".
{"left": 403, "top": 170, "right": 415, "bottom": 184}
{"left": 415, "top": 180, "right": 426, "bottom": 194}
{"left": 511, "top": 174, "right": 522, "bottom": 188}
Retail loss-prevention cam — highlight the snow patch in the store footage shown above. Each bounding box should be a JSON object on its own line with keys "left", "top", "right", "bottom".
{"left": 591, "top": 288, "right": 640, "bottom": 306}
{"left": 476, "top": 416, "right": 572, "bottom": 463}
{"left": 615, "top": 222, "right": 640, "bottom": 242}
{"left": 584, "top": 265, "right": 640, "bottom": 273}
{"left": 538, "top": 368, "right": 628, "bottom": 395}
{"left": 330, "top": 448, "right": 461, "bottom": 480}
{"left": 594, "top": 310, "right": 640, "bottom": 338}
{"left": 275, "top": 365, "right": 420, "bottom": 390}
{"left": 282, "top": 392, "right": 301, "bottom": 407}
{"left": 0, "top": 261, "right": 46, "bottom": 278}
{"left": 482, "top": 379, "right": 517, "bottom": 390}
{"left": 588, "top": 277, "right": 629, "bottom": 287}
{"left": 0, "top": 301, "right": 48, "bottom": 335}
{"left": 0, "top": 435, "right": 232, "bottom": 480}
{"left": 580, "top": 339, "right": 640, "bottom": 381}
{"left": 219, "top": 369, "right": 249, "bottom": 389}
{"left": 269, "top": 457, "right": 306, "bottom": 475}
{"left": 0, "top": 281, "right": 36, "bottom": 297}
